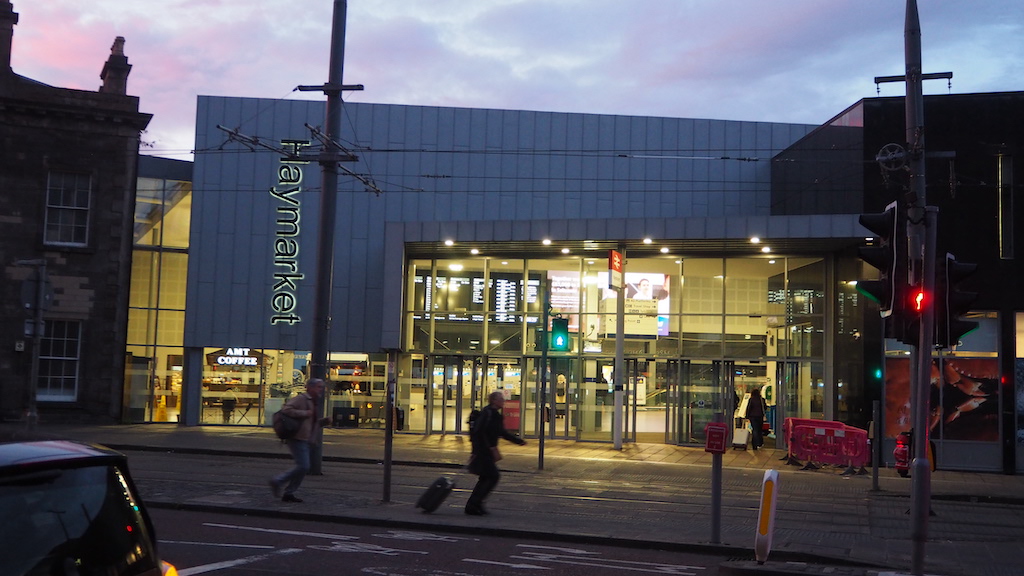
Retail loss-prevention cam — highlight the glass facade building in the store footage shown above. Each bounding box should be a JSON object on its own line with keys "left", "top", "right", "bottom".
{"left": 121, "top": 95, "right": 1023, "bottom": 473}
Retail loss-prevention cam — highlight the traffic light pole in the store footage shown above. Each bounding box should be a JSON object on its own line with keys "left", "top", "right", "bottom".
{"left": 903, "top": 2, "right": 934, "bottom": 573}
{"left": 537, "top": 284, "right": 550, "bottom": 470}
{"left": 910, "top": 208, "right": 936, "bottom": 576}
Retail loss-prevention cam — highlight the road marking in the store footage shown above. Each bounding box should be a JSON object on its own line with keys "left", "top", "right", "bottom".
{"left": 308, "top": 541, "right": 429, "bottom": 556}
{"left": 373, "top": 530, "right": 475, "bottom": 542}
{"left": 160, "top": 540, "right": 275, "bottom": 549}
{"left": 202, "top": 522, "right": 358, "bottom": 541}
{"left": 463, "top": 558, "right": 551, "bottom": 570}
{"left": 177, "top": 548, "right": 302, "bottom": 575}
{"left": 516, "top": 544, "right": 599, "bottom": 555}
{"left": 512, "top": 552, "right": 705, "bottom": 574}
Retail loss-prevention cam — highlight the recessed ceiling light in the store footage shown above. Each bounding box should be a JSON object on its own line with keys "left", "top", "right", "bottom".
{"left": 444, "top": 240, "right": 454, "bottom": 246}
{"left": 643, "top": 238, "right": 653, "bottom": 244}
{"left": 561, "top": 248, "right": 570, "bottom": 254}
{"left": 448, "top": 263, "right": 463, "bottom": 271}
{"left": 660, "top": 247, "right": 669, "bottom": 253}
{"left": 470, "top": 248, "right": 479, "bottom": 255}
{"left": 501, "top": 261, "right": 509, "bottom": 265}
{"left": 761, "top": 246, "right": 771, "bottom": 253}
{"left": 750, "top": 237, "right": 761, "bottom": 244}
{"left": 769, "top": 259, "right": 776, "bottom": 264}
{"left": 542, "top": 239, "right": 552, "bottom": 245}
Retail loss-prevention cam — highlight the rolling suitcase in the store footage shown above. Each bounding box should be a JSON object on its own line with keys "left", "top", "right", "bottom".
{"left": 416, "top": 476, "right": 455, "bottom": 513}
{"left": 732, "top": 426, "right": 750, "bottom": 450}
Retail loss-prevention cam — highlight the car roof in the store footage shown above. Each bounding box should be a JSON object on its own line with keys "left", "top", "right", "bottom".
{"left": 0, "top": 439, "right": 125, "bottom": 471}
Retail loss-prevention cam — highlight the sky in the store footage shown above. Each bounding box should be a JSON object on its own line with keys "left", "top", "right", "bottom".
{"left": 8, "top": 0, "right": 1024, "bottom": 161}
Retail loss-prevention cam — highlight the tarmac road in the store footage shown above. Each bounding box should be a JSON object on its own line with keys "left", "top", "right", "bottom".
{"left": 35, "top": 423, "right": 1024, "bottom": 576}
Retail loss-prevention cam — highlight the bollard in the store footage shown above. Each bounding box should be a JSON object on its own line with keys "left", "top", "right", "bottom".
{"left": 754, "top": 469, "right": 779, "bottom": 564}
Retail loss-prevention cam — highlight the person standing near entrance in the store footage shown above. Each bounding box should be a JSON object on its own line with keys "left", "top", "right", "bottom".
{"left": 466, "top": 390, "right": 526, "bottom": 515}
{"left": 269, "top": 378, "right": 330, "bottom": 503}
{"left": 220, "top": 387, "right": 238, "bottom": 423}
{"left": 746, "top": 387, "right": 768, "bottom": 450}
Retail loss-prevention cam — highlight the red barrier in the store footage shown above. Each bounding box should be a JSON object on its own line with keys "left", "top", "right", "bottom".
{"left": 790, "top": 423, "right": 870, "bottom": 468}
{"left": 783, "top": 417, "right": 843, "bottom": 445}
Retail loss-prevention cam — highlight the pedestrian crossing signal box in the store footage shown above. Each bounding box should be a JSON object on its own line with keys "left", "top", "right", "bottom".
{"left": 704, "top": 422, "right": 728, "bottom": 454}
{"left": 550, "top": 317, "right": 570, "bottom": 351}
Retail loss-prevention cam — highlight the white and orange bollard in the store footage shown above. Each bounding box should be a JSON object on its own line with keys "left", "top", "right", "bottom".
{"left": 754, "top": 469, "right": 779, "bottom": 564}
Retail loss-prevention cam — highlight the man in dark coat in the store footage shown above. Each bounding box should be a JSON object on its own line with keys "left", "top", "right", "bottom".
{"left": 466, "top": 390, "right": 526, "bottom": 515}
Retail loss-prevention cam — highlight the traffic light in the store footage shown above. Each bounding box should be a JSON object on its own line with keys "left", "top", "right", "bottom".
{"left": 550, "top": 317, "right": 570, "bottom": 351}
{"left": 858, "top": 200, "right": 910, "bottom": 340}
{"left": 935, "top": 253, "right": 978, "bottom": 348}
{"left": 902, "top": 284, "right": 927, "bottom": 342}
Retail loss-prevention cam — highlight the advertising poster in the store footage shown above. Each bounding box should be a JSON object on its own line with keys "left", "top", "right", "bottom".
{"left": 599, "top": 272, "right": 671, "bottom": 337}
{"left": 885, "top": 357, "right": 999, "bottom": 441}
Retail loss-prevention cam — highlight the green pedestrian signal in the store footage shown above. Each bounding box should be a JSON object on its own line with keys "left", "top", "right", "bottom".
{"left": 551, "top": 317, "right": 570, "bottom": 351}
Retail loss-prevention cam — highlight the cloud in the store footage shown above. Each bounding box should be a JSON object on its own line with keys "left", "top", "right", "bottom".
{"left": 7, "top": 0, "right": 1024, "bottom": 159}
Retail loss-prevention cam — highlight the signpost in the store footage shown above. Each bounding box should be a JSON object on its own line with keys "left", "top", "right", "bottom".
{"left": 705, "top": 417, "right": 727, "bottom": 543}
{"left": 610, "top": 249, "right": 625, "bottom": 450}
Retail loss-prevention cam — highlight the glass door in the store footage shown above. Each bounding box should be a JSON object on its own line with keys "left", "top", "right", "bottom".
{"left": 680, "top": 360, "right": 732, "bottom": 444}
{"left": 485, "top": 357, "right": 524, "bottom": 435}
{"left": 428, "top": 355, "right": 482, "bottom": 434}
{"left": 657, "top": 359, "right": 682, "bottom": 444}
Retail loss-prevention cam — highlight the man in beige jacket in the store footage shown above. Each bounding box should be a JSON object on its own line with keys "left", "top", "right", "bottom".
{"left": 269, "top": 378, "right": 331, "bottom": 502}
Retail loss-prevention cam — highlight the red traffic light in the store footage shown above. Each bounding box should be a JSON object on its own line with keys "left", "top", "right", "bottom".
{"left": 910, "top": 288, "right": 926, "bottom": 313}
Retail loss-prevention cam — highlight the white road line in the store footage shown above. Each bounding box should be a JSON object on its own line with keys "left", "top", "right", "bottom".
{"left": 176, "top": 548, "right": 302, "bottom": 576}
{"left": 515, "top": 544, "right": 599, "bottom": 555}
{"left": 201, "top": 522, "right": 358, "bottom": 540}
{"left": 463, "top": 558, "right": 551, "bottom": 570}
{"left": 160, "top": 540, "right": 275, "bottom": 549}
{"left": 372, "top": 530, "right": 475, "bottom": 542}
{"left": 307, "top": 542, "right": 429, "bottom": 556}
{"left": 512, "top": 552, "right": 705, "bottom": 574}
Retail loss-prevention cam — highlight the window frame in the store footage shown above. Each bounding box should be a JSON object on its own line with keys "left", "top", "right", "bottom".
{"left": 37, "top": 319, "right": 82, "bottom": 402}
{"left": 43, "top": 171, "right": 92, "bottom": 247}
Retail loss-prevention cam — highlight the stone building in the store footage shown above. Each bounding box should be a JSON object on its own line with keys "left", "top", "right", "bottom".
{"left": 0, "top": 1, "right": 151, "bottom": 422}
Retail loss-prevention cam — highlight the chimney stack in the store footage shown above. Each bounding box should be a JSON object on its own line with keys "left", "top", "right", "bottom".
{"left": 0, "top": 1, "right": 18, "bottom": 74}
{"left": 99, "top": 36, "right": 131, "bottom": 95}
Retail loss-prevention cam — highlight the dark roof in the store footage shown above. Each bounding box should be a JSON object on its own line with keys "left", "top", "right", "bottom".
{"left": 139, "top": 155, "right": 193, "bottom": 181}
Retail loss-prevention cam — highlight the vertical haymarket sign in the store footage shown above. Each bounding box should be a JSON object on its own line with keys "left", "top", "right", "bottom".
{"left": 269, "top": 140, "right": 310, "bottom": 325}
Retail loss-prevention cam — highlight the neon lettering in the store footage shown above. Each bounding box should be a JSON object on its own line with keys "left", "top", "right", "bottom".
{"left": 269, "top": 141, "right": 310, "bottom": 326}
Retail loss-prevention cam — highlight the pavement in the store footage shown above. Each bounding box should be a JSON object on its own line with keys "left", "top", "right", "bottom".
{"left": 22, "top": 422, "right": 1024, "bottom": 576}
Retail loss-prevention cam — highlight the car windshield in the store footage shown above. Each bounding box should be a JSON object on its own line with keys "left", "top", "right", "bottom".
{"left": 0, "top": 463, "right": 161, "bottom": 576}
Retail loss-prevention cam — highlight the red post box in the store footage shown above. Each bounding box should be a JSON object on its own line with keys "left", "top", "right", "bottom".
{"left": 705, "top": 421, "right": 728, "bottom": 454}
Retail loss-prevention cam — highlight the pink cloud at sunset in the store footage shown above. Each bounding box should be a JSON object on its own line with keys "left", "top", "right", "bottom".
{"left": 5, "top": 0, "right": 1022, "bottom": 160}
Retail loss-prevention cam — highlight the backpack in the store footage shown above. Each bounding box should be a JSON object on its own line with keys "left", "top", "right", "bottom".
{"left": 272, "top": 409, "right": 301, "bottom": 440}
{"left": 467, "top": 409, "right": 482, "bottom": 435}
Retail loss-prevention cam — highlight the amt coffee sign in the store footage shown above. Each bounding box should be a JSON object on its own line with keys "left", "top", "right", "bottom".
{"left": 207, "top": 347, "right": 268, "bottom": 367}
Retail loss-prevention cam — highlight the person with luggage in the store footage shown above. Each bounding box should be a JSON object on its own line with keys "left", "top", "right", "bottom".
{"left": 465, "top": 390, "right": 526, "bottom": 515}
{"left": 746, "top": 387, "right": 768, "bottom": 450}
{"left": 268, "top": 378, "right": 331, "bottom": 503}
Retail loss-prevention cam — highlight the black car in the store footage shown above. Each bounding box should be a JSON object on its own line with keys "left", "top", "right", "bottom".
{"left": 0, "top": 435, "right": 176, "bottom": 576}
